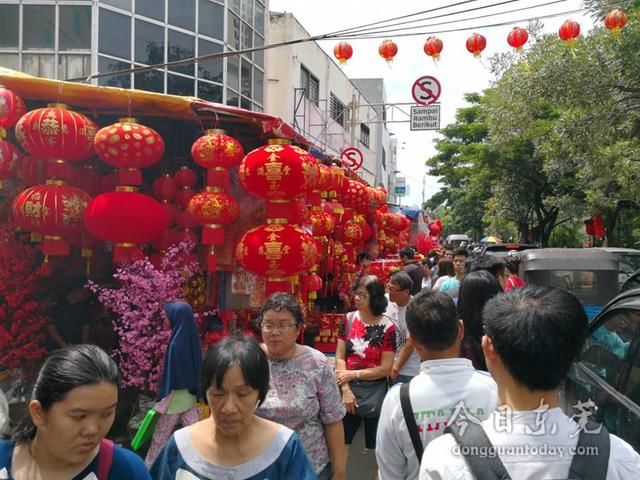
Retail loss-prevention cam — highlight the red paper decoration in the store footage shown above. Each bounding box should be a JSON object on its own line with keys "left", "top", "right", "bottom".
{"left": 507, "top": 27, "right": 529, "bottom": 52}
{"left": 83, "top": 191, "right": 170, "bottom": 263}
{"left": 236, "top": 224, "right": 318, "bottom": 294}
{"left": 334, "top": 42, "right": 353, "bottom": 65}
{"left": 17, "top": 156, "right": 47, "bottom": 187}
{"left": 13, "top": 183, "right": 91, "bottom": 256}
{"left": 153, "top": 174, "right": 177, "bottom": 203}
{"left": 191, "top": 129, "right": 243, "bottom": 189}
{"left": 15, "top": 104, "right": 98, "bottom": 165}
{"left": 0, "top": 139, "right": 21, "bottom": 189}
{"left": 187, "top": 191, "right": 240, "bottom": 245}
{"left": 0, "top": 86, "right": 26, "bottom": 132}
{"left": 466, "top": 33, "right": 487, "bottom": 58}
{"left": 379, "top": 39, "right": 398, "bottom": 63}
{"left": 310, "top": 211, "right": 336, "bottom": 237}
{"left": 559, "top": 20, "right": 581, "bottom": 45}
{"left": 605, "top": 9, "right": 628, "bottom": 36}
{"left": 423, "top": 36, "right": 443, "bottom": 61}
{"left": 94, "top": 118, "right": 165, "bottom": 186}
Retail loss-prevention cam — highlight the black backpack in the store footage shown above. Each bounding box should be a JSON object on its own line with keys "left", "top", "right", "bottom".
{"left": 400, "top": 383, "right": 611, "bottom": 480}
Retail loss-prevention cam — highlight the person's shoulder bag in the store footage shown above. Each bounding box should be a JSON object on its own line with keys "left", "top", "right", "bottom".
{"left": 343, "top": 311, "right": 388, "bottom": 418}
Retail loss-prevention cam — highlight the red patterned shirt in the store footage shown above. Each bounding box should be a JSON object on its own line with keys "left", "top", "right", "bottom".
{"left": 340, "top": 312, "right": 396, "bottom": 370}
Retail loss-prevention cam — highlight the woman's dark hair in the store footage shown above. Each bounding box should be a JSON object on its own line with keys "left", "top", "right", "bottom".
{"left": 457, "top": 271, "right": 501, "bottom": 370}
{"left": 437, "top": 259, "right": 455, "bottom": 277}
{"left": 259, "top": 292, "right": 303, "bottom": 327}
{"left": 201, "top": 335, "right": 269, "bottom": 406}
{"left": 505, "top": 258, "right": 519, "bottom": 275}
{"left": 13, "top": 345, "right": 119, "bottom": 443}
{"left": 356, "top": 275, "right": 388, "bottom": 316}
{"left": 356, "top": 252, "right": 371, "bottom": 265}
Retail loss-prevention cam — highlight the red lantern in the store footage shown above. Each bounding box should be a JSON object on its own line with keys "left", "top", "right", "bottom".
{"left": 507, "top": 27, "right": 528, "bottom": 52}
{"left": 0, "top": 86, "right": 26, "bottom": 132}
{"left": 340, "top": 179, "right": 367, "bottom": 213}
{"left": 335, "top": 221, "right": 363, "bottom": 245}
{"left": 175, "top": 209, "right": 199, "bottom": 230}
{"left": 379, "top": 39, "right": 398, "bottom": 63}
{"left": 94, "top": 118, "right": 164, "bottom": 186}
{"left": 466, "top": 33, "right": 487, "bottom": 58}
{"left": 187, "top": 191, "right": 240, "bottom": 245}
{"left": 151, "top": 228, "right": 178, "bottom": 251}
{"left": 153, "top": 174, "right": 177, "bottom": 203}
{"left": 605, "top": 9, "right": 628, "bottom": 36}
{"left": 175, "top": 166, "right": 197, "bottom": 188}
{"left": 162, "top": 202, "right": 177, "bottom": 225}
{"left": 240, "top": 139, "right": 319, "bottom": 219}
{"left": 176, "top": 187, "right": 196, "bottom": 209}
{"left": 18, "top": 156, "right": 47, "bottom": 187}
{"left": 305, "top": 273, "right": 323, "bottom": 300}
{"left": 310, "top": 211, "right": 335, "bottom": 237}
{"left": 0, "top": 139, "right": 21, "bottom": 189}
{"left": 72, "top": 165, "right": 101, "bottom": 197}
{"left": 334, "top": 42, "right": 353, "bottom": 65}
{"left": 15, "top": 104, "right": 98, "bottom": 164}
{"left": 13, "top": 183, "right": 91, "bottom": 256}
{"left": 423, "top": 36, "right": 443, "bottom": 61}
{"left": 191, "top": 129, "right": 244, "bottom": 189}
{"left": 236, "top": 224, "right": 319, "bottom": 294}
{"left": 559, "top": 20, "right": 580, "bottom": 45}
{"left": 83, "top": 191, "right": 170, "bottom": 263}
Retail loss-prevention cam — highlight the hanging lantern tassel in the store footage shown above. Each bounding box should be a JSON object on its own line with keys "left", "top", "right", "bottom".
{"left": 39, "top": 255, "right": 52, "bottom": 276}
{"left": 82, "top": 247, "right": 93, "bottom": 276}
{"left": 207, "top": 245, "right": 217, "bottom": 273}
{"left": 43, "top": 235, "right": 70, "bottom": 256}
{"left": 113, "top": 243, "right": 144, "bottom": 264}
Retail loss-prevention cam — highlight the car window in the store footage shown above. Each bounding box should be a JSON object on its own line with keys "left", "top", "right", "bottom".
{"left": 622, "top": 272, "right": 640, "bottom": 293}
{"left": 581, "top": 308, "right": 639, "bottom": 387}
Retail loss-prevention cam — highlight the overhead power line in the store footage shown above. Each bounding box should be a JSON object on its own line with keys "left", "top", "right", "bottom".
{"left": 334, "top": 0, "right": 569, "bottom": 38}
{"left": 67, "top": 2, "right": 593, "bottom": 82}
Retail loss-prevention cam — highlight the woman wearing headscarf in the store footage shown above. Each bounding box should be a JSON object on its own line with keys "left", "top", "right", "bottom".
{"left": 145, "top": 301, "right": 203, "bottom": 467}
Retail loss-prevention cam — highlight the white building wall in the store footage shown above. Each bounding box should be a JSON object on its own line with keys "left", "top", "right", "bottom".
{"left": 266, "top": 12, "right": 381, "bottom": 185}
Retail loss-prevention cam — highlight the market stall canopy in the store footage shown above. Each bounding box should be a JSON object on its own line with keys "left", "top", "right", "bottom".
{"left": 0, "top": 68, "right": 319, "bottom": 151}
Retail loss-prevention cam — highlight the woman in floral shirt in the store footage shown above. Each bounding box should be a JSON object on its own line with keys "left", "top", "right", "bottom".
{"left": 255, "top": 293, "right": 346, "bottom": 480}
{"left": 335, "top": 275, "right": 396, "bottom": 452}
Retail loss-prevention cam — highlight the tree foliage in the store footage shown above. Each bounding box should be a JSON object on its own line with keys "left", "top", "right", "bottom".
{"left": 427, "top": 3, "right": 640, "bottom": 246}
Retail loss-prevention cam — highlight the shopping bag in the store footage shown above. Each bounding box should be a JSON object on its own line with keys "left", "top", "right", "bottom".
{"left": 131, "top": 408, "right": 159, "bottom": 451}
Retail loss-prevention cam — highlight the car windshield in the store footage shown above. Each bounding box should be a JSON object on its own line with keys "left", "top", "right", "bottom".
{"left": 619, "top": 254, "right": 640, "bottom": 275}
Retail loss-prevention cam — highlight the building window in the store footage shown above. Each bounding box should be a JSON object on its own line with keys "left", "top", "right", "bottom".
{"left": 0, "top": 5, "right": 19, "bottom": 49}
{"left": 98, "top": 56, "right": 131, "bottom": 88}
{"left": 168, "top": 0, "right": 195, "bottom": 30}
{"left": 23, "top": 6, "right": 55, "bottom": 50}
{"left": 99, "top": 9, "right": 131, "bottom": 59}
{"left": 167, "top": 30, "right": 195, "bottom": 76}
{"left": 198, "top": 81, "right": 223, "bottom": 103}
{"left": 135, "top": 20, "right": 164, "bottom": 65}
{"left": 199, "top": 0, "right": 224, "bottom": 40}
{"left": 197, "top": 39, "right": 223, "bottom": 83}
{"left": 330, "top": 93, "right": 350, "bottom": 131}
{"left": 360, "top": 123, "right": 370, "bottom": 148}
{"left": 300, "top": 65, "right": 319, "bottom": 105}
{"left": 136, "top": 0, "right": 164, "bottom": 22}
{"left": 59, "top": 6, "right": 92, "bottom": 51}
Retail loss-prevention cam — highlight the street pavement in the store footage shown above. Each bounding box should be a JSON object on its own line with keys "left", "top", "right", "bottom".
{"left": 347, "top": 426, "right": 379, "bottom": 480}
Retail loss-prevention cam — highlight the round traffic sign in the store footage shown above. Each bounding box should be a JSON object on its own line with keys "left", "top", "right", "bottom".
{"left": 412, "top": 76, "right": 441, "bottom": 105}
{"left": 340, "top": 147, "right": 364, "bottom": 171}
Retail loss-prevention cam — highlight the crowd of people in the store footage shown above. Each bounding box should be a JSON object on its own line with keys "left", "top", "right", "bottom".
{"left": 1, "top": 246, "right": 640, "bottom": 479}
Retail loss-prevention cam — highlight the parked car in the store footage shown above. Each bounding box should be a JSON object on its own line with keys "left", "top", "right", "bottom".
{"left": 484, "top": 243, "right": 537, "bottom": 259}
{"left": 519, "top": 249, "right": 620, "bottom": 320}
{"left": 561, "top": 288, "right": 640, "bottom": 452}
{"left": 595, "top": 247, "right": 640, "bottom": 288}
{"left": 445, "top": 234, "right": 471, "bottom": 249}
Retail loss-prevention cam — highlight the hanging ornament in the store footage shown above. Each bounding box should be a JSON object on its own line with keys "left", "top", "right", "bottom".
{"left": 94, "top": 118, "right": 165, "bottom": 186}
{"left": 333, "top": 42, "right": 354, "bottom": 65}
{"left": 13, "top": 183, "right": 91, "bottom": 257}
{"left": 378, "top": 39, "right": 398, "bottom": 64}
{"left": 15, "top": 104, "right": 98, "bottom": 181}
{"left": 0, "top": 86, "right": 26, "bottom": 136}
{"left": 423, "top": 36, "right": 443, "bottom": 62}
{"left": 191, "top": 129, "right": 243, "bottom": 190}
{"left": 0, "top": 139, "right": 21, "bottom": 189}
{"left": 84, "top": 190, "right": 170, "bottom": 263}
{"left": 559, "top": 20, "right": 581, "bottom": 47}
{"left": 466, "top": 33, "right": 487, "bottom": 58}
{"left": 507, "top": 27, "right": 529, "bottom": 53}
{"left": 605, "top": 9, "right": 628, "bottom": 38}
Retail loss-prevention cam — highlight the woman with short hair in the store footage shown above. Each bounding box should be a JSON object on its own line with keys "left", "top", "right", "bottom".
{"left": 150, "top": 335, "right": 316, "bottom": 479}
{"left": 255, "top": 293, "right": 346, "bottom": 480}
{"left": 0, "top": 345, "right": 150, "bottom": 479}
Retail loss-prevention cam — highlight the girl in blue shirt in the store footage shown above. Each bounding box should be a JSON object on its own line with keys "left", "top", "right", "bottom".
{"left": 0, "top": 344, "right": 149, "bottom": 479}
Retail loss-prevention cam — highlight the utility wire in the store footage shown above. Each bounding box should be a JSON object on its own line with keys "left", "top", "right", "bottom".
{"left": 335, "top": 0, "right": 568, "bottom": 38}
{"left": 329, "top": 7, "right": 586, "bottom": 40}
{"left": 67, "top": 3, "right": 591, "bottom": 82}
{"left": 331, "top": 0, "right": 548, "bottom": 36}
